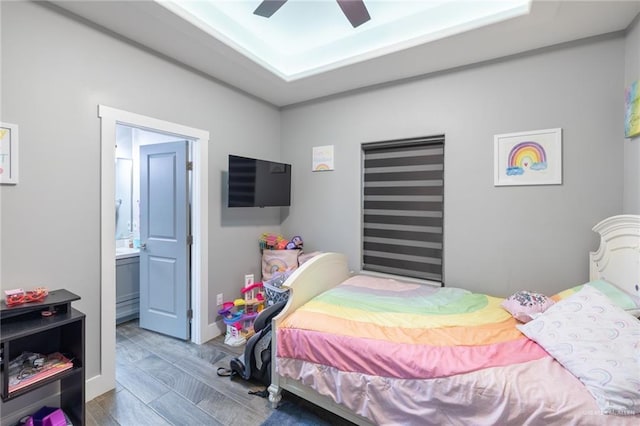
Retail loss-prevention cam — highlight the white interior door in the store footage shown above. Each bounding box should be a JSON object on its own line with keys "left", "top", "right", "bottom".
{"left": 139, "top": 141, "right": 190, "bottom": 340}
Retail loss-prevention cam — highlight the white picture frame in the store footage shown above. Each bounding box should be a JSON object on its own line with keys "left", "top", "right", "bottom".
{"left": 0, "top": 122, "right": 19, "bottom": 184}
{"left": 494, "top": 128, "right": 562, "bottom": 186}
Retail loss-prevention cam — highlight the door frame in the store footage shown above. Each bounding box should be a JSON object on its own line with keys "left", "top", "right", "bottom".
{"left": 91, "top": 105, "right": 211, "bottom": 401}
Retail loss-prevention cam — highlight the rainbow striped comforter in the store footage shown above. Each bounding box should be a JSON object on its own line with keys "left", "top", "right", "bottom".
{"left": 277, "top": 275, "right": 546, "bottom": 380}
{"left": 275, "top": 275, "right": 639, "bottom": 425}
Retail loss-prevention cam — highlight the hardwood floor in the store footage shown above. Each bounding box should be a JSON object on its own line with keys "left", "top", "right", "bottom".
{"left": 87, "top": 320, "right": 354, "bottom": 426}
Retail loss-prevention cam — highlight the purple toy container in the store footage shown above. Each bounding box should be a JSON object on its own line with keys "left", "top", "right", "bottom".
{"left": 31, "top": 406, "right": 67, "bottom": 426}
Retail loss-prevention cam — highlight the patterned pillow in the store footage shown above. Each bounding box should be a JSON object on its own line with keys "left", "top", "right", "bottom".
{"left": 518, "top": 285, "right": 640, "bottom": 415}
{"left": 554, "top": 279, "right": 640, "bottom": 317}
{"left": 501, "top": 290, "right": 555, "bottom": 323}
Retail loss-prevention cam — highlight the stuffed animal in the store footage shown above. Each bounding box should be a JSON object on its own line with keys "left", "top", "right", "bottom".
{"left": 285, "top": 235, "right": 303, "bottom": 250}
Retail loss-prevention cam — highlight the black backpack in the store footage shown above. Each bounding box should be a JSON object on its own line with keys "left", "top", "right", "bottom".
{"left": 217, "top": 301, "right": 285, "bottom": 389}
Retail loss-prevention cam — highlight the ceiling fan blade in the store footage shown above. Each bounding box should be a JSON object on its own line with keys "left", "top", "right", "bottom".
{"left": 254, "top": 0, "right": 288, "bottom": 18}
{"left": 336, "top": 0, "right": 371, "bottom": 28}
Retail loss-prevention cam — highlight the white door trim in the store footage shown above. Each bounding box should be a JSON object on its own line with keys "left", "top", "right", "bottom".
{"left": 91, "top": 105, "right": 211, "bottom": 401}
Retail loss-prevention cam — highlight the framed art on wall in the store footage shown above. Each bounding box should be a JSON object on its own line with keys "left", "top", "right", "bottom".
{"left": 494, "top": 128, "right": 562, "bottom": 186}
{"left": 312, "top": 145, "right": 335, "bottom": 171}
{"left": 625, "top": 80, "right": 639, "bottom": 138}
{"left": 0, "top": 122, "right": 19, "bottom": 184}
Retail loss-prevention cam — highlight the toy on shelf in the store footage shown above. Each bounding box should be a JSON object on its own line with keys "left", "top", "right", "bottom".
{"left": 218, "top": 283, "right": 266, "bottom": 346}
{"left": 259, "top": 233, "right": 287, "bottom": 250}
{"left": 4, "top": 287, "right": 49, "bottom": 307}
{"left": 259, "top": 233, "right": 303, "bottom": 251}
{"left": 285, "top": 235, "right": 303, "bottom": 250}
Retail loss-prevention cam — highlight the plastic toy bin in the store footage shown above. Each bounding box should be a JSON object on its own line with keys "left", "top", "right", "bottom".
{"left": 31, "top": 406, "right": 66, "bottom": 426}
{"left": 263, "top": 282, "right": 289, "bottom": 306}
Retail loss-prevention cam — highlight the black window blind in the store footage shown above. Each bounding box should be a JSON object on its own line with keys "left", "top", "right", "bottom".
{"left": 362, "top": 135, "right": 444, "bottom": 283}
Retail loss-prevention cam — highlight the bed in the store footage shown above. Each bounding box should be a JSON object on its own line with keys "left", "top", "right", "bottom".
{"left": 267, "top": 215, "right": 640, "bottom": 425}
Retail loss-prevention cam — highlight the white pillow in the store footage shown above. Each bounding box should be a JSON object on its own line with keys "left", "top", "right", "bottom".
{"left": 518, "top": 285, "right": 640, "bottom": 415}
{"left": 554, "top": 279, "right": 640, "bottom": 317}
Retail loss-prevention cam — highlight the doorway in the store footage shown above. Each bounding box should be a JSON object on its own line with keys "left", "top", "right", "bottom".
{"left": 115, "top": 127, "right": 192, "bottom": 340}
{"left": 92, "top": 105, "right": 212, "bottom": 401}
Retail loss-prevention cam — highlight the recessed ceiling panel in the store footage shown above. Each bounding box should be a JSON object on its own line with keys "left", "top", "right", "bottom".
{"left": 160, "top": 0, "right": 532, "bottom": 80}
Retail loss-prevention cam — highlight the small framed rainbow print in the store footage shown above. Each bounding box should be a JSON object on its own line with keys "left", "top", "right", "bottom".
{"left": 312, "top": 145, "right": 334, "bottom": 172}
{"left": 494, "top": 128, "right": 562, "bottom": 186}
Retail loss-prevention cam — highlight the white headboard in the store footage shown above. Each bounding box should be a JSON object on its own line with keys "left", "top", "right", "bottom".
{"left": 589, "top": 215, "right": 640, "bottom": 297}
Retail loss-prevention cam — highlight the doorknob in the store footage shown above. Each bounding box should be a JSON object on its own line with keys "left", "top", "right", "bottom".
{"left": 140, "top": 242, "right": 147, "bottom": 250}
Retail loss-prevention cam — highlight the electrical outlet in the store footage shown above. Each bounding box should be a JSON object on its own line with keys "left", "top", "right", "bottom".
{"left": 216, "top": 293, "right": 223, "bottom": 306}
{"left": 244, "top": 274, "right": 254, "bottom": 287}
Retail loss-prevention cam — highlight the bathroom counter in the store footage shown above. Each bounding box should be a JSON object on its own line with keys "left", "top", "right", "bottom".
{"left": 116, "top": 247, "right": 140, "bottom": 260}
{"left": 116, "top": 254, "right": 139, "bottom": 324}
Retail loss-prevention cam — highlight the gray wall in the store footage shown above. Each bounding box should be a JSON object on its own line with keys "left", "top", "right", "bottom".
{"left": 624, "top": 16, "right": 640, "bottom": 213}
{"left": 281, "top": 35, "right": 626, "bottom": 297}
{"left": 0, "top": 1, "right": 283, "bottom": 382}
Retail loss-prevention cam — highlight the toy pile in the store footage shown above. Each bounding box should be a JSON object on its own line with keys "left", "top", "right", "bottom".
{"left": 218, "top": 283, "right": 265, "bottom": 347}
{"left": 259, "top": 233, "right": 303, "bottom": 250}
{"left": 258, "top": 233, "right": 304, "bottom": 307}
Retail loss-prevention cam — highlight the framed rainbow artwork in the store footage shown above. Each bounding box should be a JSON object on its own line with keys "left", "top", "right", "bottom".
{"left": 312, "top": 145, "right": 335, "bottom": 172}
{"left": 625, "top": 80, "right": 639, "bottom": 138}
{"left": 494, "top": 128, "right": 562, "bottom": 186}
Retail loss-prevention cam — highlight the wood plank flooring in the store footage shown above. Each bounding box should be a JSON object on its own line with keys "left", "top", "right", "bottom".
{"left": 87, "top": 320, "right": 354, "bottom": 426}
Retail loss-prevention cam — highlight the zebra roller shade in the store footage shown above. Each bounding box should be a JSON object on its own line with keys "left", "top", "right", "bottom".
{"left": 362, "top": 135, "right": 444, "bottom": 282}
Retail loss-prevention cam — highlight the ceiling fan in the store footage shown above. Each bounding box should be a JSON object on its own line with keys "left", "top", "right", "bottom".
{"left": 253, "top": 0, "right": 371, "bottom": 28}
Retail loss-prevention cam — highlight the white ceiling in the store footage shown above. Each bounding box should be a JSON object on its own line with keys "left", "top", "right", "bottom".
{"left": 51, "top": 0, "right": 640, "bottom": 107}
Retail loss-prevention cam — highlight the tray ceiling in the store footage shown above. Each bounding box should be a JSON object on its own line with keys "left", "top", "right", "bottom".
{"left": 51, "top": 1, "right": 640, "bottom": 107}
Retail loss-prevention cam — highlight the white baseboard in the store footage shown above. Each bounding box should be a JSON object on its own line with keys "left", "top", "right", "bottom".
{"left": 86, "top": 372, "right": 115, "bottom": 402}
{"left": 203, "top": 320, "right": 224, "bottom": 343}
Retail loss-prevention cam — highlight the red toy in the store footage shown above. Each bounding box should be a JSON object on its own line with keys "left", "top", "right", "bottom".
{"left": 5, "top": 287, "right": 49, "bottom": 307}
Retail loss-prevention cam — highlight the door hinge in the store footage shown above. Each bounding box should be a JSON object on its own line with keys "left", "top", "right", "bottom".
{"left": 187, "top": 235, "right": 193, "bottom": 245}
{"left": 187, "top": 161, "right": 193, "bottom": 171}
{"left": 187, "top": 309, "right": 193, "bottom": 320}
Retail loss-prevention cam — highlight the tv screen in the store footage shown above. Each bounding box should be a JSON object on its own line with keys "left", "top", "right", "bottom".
{"left": 228, "top": 155, "right": 292, "bottom": 207}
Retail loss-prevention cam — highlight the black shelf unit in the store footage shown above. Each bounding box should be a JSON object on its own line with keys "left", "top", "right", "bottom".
{"left": 1, "top": 289, "right": 85, "bottom": 425}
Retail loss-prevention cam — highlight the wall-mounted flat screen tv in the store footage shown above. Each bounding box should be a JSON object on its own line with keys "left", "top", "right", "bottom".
{"left": 228, "top": 155, "right": 292, "bottom": 207}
